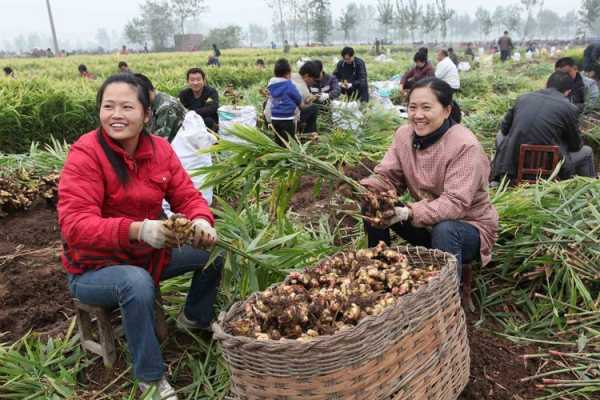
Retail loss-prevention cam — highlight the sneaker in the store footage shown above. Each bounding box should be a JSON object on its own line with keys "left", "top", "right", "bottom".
{"left": 139, "top": 376, "right": 178, "bottom": 400}
{"left": 176, "top": 310, "right": 212, "bottom": 332}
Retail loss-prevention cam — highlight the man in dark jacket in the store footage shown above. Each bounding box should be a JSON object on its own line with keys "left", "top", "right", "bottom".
{"left": 309, "top": 60, "right": 341, "bottom": 103}
{"left": 492, "top": 71, "right": 596, "bottom": 182}
{"left": 555, "top": 57, "right": 585, "bottom": 113}
{"left": 179, "top": 67, "right": 219, "bottom": 131}
{"left": 498, "top": 31, "right": 513, "bottom": 62}
{"left": 333, "top": 47, "right": 369, "bottom": 102}
{"left": 583, "top": 43, "right": 600, "bottom": 75}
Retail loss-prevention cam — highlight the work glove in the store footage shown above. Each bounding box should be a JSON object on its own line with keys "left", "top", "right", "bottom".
{"left": 138, "top": 219, "right": 176, "bottom": 249}
{"left": 192, "top": 219, "right": 217, "bottom": 248}
{"left": 319, "top": 93, "right": 330, "bottom": 102}
{"left": 383, "top": 206, "right": 412, "bottom": 227}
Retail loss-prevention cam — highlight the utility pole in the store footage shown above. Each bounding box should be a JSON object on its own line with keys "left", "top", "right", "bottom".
{"left": 46, "top": 0, "right": 60, "bottom": 54}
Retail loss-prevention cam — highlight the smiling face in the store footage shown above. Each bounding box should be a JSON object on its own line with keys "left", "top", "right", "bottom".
{"left": 99, "top": 82, "right": 149, "bottom": 152}
{"left": 188, "top": 72, "right": 205, "bottom": 94}
{"left": 408, "top": 87, "right": 451, "bottom": 137}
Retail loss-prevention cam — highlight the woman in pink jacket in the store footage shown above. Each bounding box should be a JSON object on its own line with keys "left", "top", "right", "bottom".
{"left": 58, "top": 73, "right": 220, "bottom": 400}
{"left": 361, "top": 77, "right": 498, "bottom": 280}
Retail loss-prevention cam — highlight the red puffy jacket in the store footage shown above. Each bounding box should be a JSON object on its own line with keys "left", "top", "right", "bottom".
{"left": 58, "top": 129, "right": 214, "bottom": 283}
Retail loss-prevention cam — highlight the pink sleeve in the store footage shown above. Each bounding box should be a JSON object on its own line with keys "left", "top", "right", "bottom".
{"left": 164, "top": 147, "right": 215, "bottom": 226}
{"left": 409, "top": 144, "right": 485, "bottom": 226}
{"left": 360, "top": 128, "right": 407, "bottom": 193}
{"left": 58, "top": 144, "right": 134, "bottom": 250}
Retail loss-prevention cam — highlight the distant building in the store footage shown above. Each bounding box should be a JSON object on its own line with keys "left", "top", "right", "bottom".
{"left": 175, "top": 34, "right": 204, "bottom": 51}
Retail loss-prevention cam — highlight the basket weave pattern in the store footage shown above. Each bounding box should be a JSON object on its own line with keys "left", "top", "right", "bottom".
{"left": 213, "top": 246, "right": 470, "bottom": 400}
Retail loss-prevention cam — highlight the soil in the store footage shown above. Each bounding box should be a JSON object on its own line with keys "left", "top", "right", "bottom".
{"left": 0, "top": 202, "right": 547, "bottom": 399}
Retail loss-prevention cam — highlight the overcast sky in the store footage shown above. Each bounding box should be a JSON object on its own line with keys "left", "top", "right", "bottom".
{"left": 0, "top": 0, "right": 579, "bottom": 49}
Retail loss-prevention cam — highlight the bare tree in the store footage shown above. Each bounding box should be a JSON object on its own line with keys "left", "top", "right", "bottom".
{"left": 475, "top": 7, "right": 493, "bottom": 40}
{"left": 422, "top": 4, "right": 438, "bottom": 43}
{"left": 171, "top": 0, "right": 206, "bottom": 34}
{"left": 377, "top": 0, "right": 395, "bottom": 42}
{"left": 579, "top": 0, "right": 600, "bottom": 37}
{"left": 396, "top": 0, "right": 422, "bottom": 44}
{"left": 266, "top": 0, "right": 288, "bottom": 43}
{"left": 436, "top": 0, "right": 455, "bottom": 42}
{"left": 521, "top": 0, "right": 540, "bottom": 42}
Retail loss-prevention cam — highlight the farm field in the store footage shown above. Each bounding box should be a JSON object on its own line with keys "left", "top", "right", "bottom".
{"left": 1, "top": 47, "right": 600, "bottom": 399}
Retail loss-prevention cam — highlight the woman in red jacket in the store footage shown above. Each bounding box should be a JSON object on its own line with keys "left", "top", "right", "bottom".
{"left": 58, "top": 73, "right": 220, "bottom": 400}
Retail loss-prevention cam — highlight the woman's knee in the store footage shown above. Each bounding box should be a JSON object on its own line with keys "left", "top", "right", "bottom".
{"left": 117, "top": 268, "right": 155, "bottom": 304}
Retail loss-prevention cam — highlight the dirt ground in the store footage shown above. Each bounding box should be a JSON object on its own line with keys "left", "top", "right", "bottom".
{"left": 0, "top": 203, "right": 547, "bottom": 399}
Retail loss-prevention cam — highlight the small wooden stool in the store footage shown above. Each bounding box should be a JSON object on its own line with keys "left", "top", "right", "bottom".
{"left": 461, "top": 263, "right": 475, "bottom": 312}
{"left": 74, "top": 290, "right": 169, "bottom": 368}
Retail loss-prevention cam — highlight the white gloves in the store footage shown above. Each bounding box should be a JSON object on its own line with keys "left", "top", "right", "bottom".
{"left": 319, "top": 93, "right": 330, "bottom": 102}
{"left": 138, "top": 219, "right": 173, "bottom": 249}
{"left": 389, "top": 206, "right": 412, "bottom": 226}
{"left": 346, "top": 82, "right": 353, "bottom": 89}
{"left": 192, "top": 218, "right": 217, "bottom": 248}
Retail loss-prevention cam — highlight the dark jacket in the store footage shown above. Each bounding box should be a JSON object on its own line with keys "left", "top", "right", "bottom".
{"left": 583, "top": 43, "right": 600, "bottom": 72}
{"left": 498, "top": 35, "right": 513, "bottom": 51}
{"left": 400, "top": 62, "right": 435, "bottom": 87}
{"left": 570, "top": 72, "right": 586, "bottom": 112}
{"left": 492, "top": 88, "right": 582, "bottom": 180}
{"left": 178, "top": 86, "right": 219, "bottom": 127}
{"left": 267, "top": 77, "right": 302, "bottom": 119}
{"left": 309, "top": 73, "right": 341, "bottom": 100}
{"left": 333, "top": 57, "right": 369, "bottom": 102}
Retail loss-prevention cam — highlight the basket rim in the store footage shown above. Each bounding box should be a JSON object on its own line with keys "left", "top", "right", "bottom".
{"left": 212, "top": 245, "right": 458, "bottom": 347}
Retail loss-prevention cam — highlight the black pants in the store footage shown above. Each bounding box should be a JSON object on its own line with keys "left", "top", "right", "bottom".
{"left": 300, "top": 104, "right": 318, "bottom": 134}
{"left": 500, "top": 50, "right": 510, "bottom": 62}
{"left": 272, "top": 119, "right": 296, "bottom": 146}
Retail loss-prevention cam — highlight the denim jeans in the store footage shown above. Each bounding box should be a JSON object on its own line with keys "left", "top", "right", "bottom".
{"left": 67, "top": 246, "right": 223, "bottom": 382}
{"left": 365, "top": 219, "right": 481, "bottom": 279}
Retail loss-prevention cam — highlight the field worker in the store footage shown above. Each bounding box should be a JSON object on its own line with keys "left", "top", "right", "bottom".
{"left": 582, "top": 73, "right": 599, "bottom": 111}
{"left": 448, "top": 48, "right": 459, "bottom": 66}
{"left": 135, "top": 73, "right": 187, "bottom": 142}
{"left": 357, "top": 77, "right": 498, "bottom": 280}
{"left": 308, "top": 60, "right": 341, "bottom": 104}
{"left": 498, "top": 31, "right": 513, "bottom": 62}
{"left": 3, "top": 66, "right": 15, "bottom": 78}
{"left": 583, "top": 42, "right": 600, "bottom": 74}
{"left": 255, "top": 58, "right": 266, "bottom": 70}
{"left": 333, "top": 46, "right": 369, "bottom": 102}
{"left": 555, "top": 57, "right": 586, "bottom": 113}
{"left": 465, "top": 43, "right": 475, "bottom": 61}
{"left": 492, "top": 71, "right": 596, "bottom": 182}
{"left": 434, "top": 49, "right": 460, "bottom": 92}
{"left": 179, "top": 67, "right": 219, "bottom": 131}
{"left": 78, "top": 64, "right": 95, "bottom": 80}
{"left": 58, "top": 73, "right": 221, "bottom": 400}
{"left": 264, "top": 58, "right": 303, "bottom": 145}
{"left": 294, "top": 61, "right": 321, "bottom": 136}
{"left": 118, "top": 61, "right": 131, "bottom": 73}
{"left": 399, "top": 50, "right": 435, "bottom": 92}
{"left": 207, "top": 44, "right": 221, "bottom": 67}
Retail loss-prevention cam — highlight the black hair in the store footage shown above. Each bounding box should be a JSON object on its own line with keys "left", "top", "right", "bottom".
{"left": 414, "top": 51, "right": 427, "bottom": 63}
{"left": 134, "top": 73, "right": 155, "bottom": 94}
{"left": 256, "top": 58, "right": 265, "bottom": 66}
{"left": 313, "top": 59, "right": 324, "bottom": 74}
{"left": 274, "top": 58, "right": 291, "bottom": 77}
{"left": 299, "top": 61, "right": 320, "bottom": 79}
{"left": 408, "top": 77, "right": 462, "bottom": 123}
{"left": 438, "top": 49, "right": 449, "bottom": 57}
{"left": 3, "top": 66, "right": 13, "bottom": 75}
{"left": 418, "top": 47, "right": 428, "bottom": 57}
{"left": 78, "top": 64, "right": 87, "bottom": 72}
{"left": 547, "top": 71, "right": 575, "bottom": 93}
{"left": 341, "top": 46, "right": 354, "bottom": 57}
{"left": 504, "top": 30, "right": 508, "bottom": 34}
{"left": 555, "top": 57, "right": 575, "bottom": 69}
{"left": 95, "top": 74, "right": 152, "bottom": 186}
{"left": 118, "top": 61, "right": 128, "bottom": 68}
{"left": 186, "top": 67, "right": 206, "bottom": 80}
{"left": 448, "top": 47, "right": 454, "bottom": 53}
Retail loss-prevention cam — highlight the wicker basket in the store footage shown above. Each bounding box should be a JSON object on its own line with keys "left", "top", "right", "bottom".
{"left": 213, "top": 246, "right": 470, "bottom": 400}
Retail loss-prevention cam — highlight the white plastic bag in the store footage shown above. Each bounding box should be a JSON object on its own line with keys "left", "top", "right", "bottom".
{"left": 163, "top": 111, "right": 216, "bottom": 216}
{"left": 458, "top": 62, "right": 471, "bottom": 72}
{"left": 218, "top": 105, "right": 257, "bottom": 143}
{"left": 512, "top": 52, "right": 521, "bottom": 62}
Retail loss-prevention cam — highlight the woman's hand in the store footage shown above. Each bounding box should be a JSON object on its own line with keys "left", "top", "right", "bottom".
{"left": 192, "top": 219, "right": 217, "bottom": 248}
{"left": 137, "top": 219, "right": 177, "bottom": 249}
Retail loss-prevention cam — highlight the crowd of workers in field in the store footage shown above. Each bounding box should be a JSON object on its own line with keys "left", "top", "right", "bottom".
{"left": 2, "top": 32, "right": 599, "bottom": 399}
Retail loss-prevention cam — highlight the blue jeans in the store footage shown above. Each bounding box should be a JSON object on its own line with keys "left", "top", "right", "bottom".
{"left": 365, "top": 219, "right": 481, "bottom": 279}
{"left": 67, "top": 246, "right": 223, "bottom": 382}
